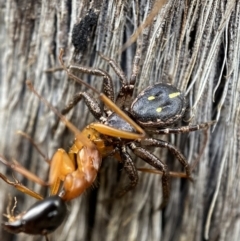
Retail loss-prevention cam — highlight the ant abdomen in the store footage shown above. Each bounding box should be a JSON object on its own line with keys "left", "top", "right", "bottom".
{"left": 3, "top": 195, "right": 67, "bottom": 235}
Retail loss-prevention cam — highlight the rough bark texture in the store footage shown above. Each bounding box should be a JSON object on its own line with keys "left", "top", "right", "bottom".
{"left": 0, "top": 0, "right": 239, "bottom": 241}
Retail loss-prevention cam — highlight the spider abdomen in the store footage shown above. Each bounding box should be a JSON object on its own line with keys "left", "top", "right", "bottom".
{"left": 130, "top": 83, "right": 186, "bottom": 127}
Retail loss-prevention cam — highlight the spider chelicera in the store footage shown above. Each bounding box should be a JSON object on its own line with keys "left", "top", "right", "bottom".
{"left": 60, "top": 48, "right": 214, "bottom": 208}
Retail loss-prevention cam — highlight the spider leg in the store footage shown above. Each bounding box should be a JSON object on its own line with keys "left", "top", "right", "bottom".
{"left": 60, "top": 92, "right": 103, "bottom": 120}
{"left": 104, "top": 40, "right": 142, "bottom": 109}
{"left": 129, "top": 39, "right": 142, "bottom": 86}
{"left": 69, "top": 65, "right": 115, "bottom": 102}
{"left": 128, "top": 143, "right": 170, "bottom": 208}
{"left": 98, "top": 53, "right": 131, "bottom": 109}
{"left": 149, "top": 121, "right": 215, "bottom": 134}
{"left": 116, "top": 145, "right": 138, "bottom": 197}
{"left": 119, "top": 39, "right": 142, "bottom": 109}
{"left": 98, "top": 53, "right": 128, "bottom": 86}
{"left": 140, "top": 138, "right": 192, "bottom": 180}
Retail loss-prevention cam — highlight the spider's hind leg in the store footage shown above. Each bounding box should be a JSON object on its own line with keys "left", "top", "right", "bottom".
{"left": 140, "top": 138, "right": 193, "bottom": 181}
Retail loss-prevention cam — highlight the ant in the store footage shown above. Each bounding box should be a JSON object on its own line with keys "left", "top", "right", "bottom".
{"left": 0, "top": 47, "right": 214, "bottom": 240}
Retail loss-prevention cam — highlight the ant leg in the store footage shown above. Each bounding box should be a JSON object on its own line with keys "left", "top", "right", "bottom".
{"left": 27, "top": 81, "right": 97, "bottom": 149}
{"left": 16, "top": 131, "right": 50, "bottom": 164}
{"left": 48, "top": 149, "right": 75, "bottom": 196}
{"left": 149, "top": 121, "right": 216, "bottom": 134}
{"left": 137, "top": 168, "right": 189, "bottom": 179}
{"left": 140, "top": 138, "right": 192, "bottom": 180}
{"left": 0, "top": 155, "right": 47, "bottom": 186}
{"left": 60, "top": 92, "right": 103, "bottom": 120}
{"left": 116, "top": 146, "right": 138, "bottom": 197}
{"left": 4, "top": 195, "right": 17, "bottom": 222}
{"left": 128, "top": 143, "right": 170, "bottom": 209}
{"left": 69, "top": 65, "right": 115, "bottom": 102}
{"left": 0, "top": 173, "right": 43, "bottom": 200}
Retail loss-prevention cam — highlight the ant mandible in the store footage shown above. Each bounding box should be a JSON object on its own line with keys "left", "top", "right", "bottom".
{"left": 0, "top": 47, "right": 214, "bottom": 239}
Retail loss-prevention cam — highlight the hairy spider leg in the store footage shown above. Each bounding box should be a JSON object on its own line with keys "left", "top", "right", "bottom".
{"left": 148, "top": 121, "right": 216, "bottom": 134}
{"left": 98, "top": 39, "right": 142, "bottom": 109}
{"left": 141, "top": 121, "right": 216, "bottom": 175}
{"left": 140, "top": 138, "right": 193, "bottom": 180}
{"left": 128, "top": 142, "right": 170, "bottom": 209}
{"left": 115, "top": 145, "right": 139, "bottom": 197}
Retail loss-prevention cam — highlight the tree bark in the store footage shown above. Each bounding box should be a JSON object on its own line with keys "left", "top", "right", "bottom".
{"left": 0, "top": 0, "right": 239, "bottom": 241}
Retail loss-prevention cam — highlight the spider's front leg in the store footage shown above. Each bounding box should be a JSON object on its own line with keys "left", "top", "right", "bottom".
{"left": 69, "top": 65, "right": 115, "bottom": 102}
{"left": 128, "top": 143, "right": 170, "bottom": 209}
{"left": 98, "top": 40, "right": 142, "bottom": 110}
{"left": 60, "top": 91, "right": 103, "bottom": 120}
{"left": 97, "top": 53, "right": 132, "bottom": 109}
